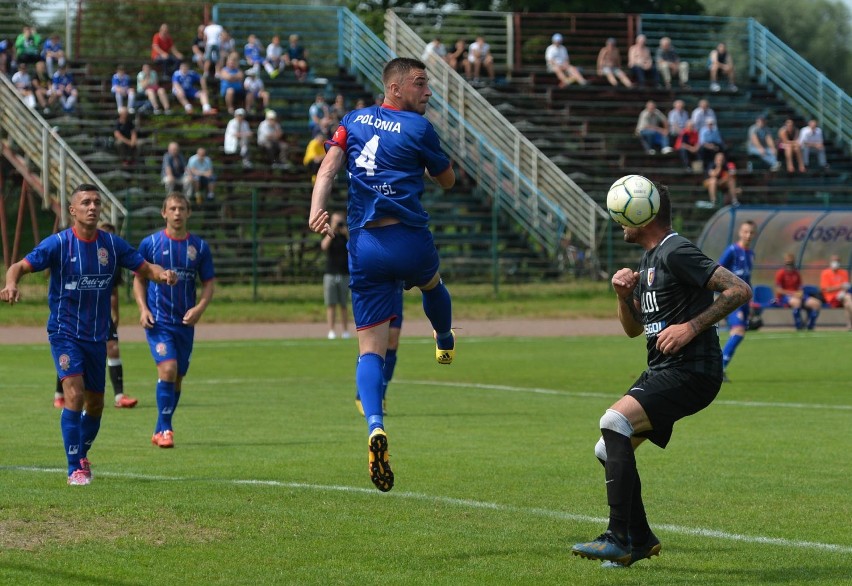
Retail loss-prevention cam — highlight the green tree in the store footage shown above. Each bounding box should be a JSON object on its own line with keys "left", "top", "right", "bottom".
{"left": 705, "top": 0, "right": 851, "bottom": 92}
{"left": 463, "top": 0, "right": 704, "bottom": 13}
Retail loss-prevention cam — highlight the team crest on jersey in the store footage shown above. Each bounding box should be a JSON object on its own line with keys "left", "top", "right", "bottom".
{"left": 97, "top": 247, "right": 109, "bottom": 266}
{"left": 187, "top": 245, "right": 197, "bottom": 261}
{"left": 156, "top": 342, "right": 168, "bottom": 356}
{"left": 647, "top": 267, "right": 656, "bottom": 287}
{"left": 59, "top": 354, "right": 71, "bottom": 371}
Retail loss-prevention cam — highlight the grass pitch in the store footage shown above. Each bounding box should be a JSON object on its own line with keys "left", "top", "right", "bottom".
{"left": 0, "top": 330, "right": 850, "bottom": 585}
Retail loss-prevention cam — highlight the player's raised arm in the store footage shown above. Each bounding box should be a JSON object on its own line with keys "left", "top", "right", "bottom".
{"left": 137, "top": 261, "right": 178, "bottom": 286}
{"left": 428, "top": 165, "right": 455, "bottom": 189}
{"left": 0, "top": 260, "right": 33, "bottom": 305}
{"left": 308, "top": 146, "right": 345, "bottom": 236}
{"left": 689, "top": 266, "right": 752, "bottom": 335}
{"left": 612, "top": 267, "right": 644, "bottom": 337}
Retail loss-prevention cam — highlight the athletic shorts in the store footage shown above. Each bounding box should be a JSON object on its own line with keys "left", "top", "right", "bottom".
{"left": 627, "top": 366, "right": 722, "bottom": 448}
{"left": 348, "top": 223, "right": 439, "bottom": 330}
{"left": 219, "top": 81, "right": 243, "bottom": 96}
{"left": 49, "top": 334, "right": 107, "bottom": 393}
{"left": 174, "top": 86, "right": 197, "bottom": 100}
{"left": 323, "top": 273, "right": 349, "bottom": 306}
{"left": 204, "top": 44, "right": 220, "bottom": 63}
{"left": 726, "top": 303, "right": 750, "bottom": 329}
{"left": 145, "top": 322, "right": 195, "bottom": 376}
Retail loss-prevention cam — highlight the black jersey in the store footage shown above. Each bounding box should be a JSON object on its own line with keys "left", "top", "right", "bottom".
{"left": 633, "top": 232, "right": 722, "bottom": 374}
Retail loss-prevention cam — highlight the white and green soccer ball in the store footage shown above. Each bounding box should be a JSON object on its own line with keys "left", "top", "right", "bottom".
{"left": 606, "top": 174, "right": 660, "bottom": 228}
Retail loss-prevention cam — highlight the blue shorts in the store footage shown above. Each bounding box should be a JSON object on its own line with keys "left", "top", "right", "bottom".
{"left": 49, "top": 334, "right": 107, "bottom": 393}
{"left": 349, "top": 224, "right": 439, "bottom": 330}
{"left": 145, "top": 322, "right": 195, "bottom": 376}
{"left": 726, "top": 304, "right": 750, "bottom": 329}
{"left": 220, "top": 82, "right": 243, "bottom": 96}
{"left": 175, "top": 86, "right": 197, "bottom": 100}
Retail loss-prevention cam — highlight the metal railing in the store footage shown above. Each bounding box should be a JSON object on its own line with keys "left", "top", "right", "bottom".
{"left": 0, "top": 74, "right": 126, "bottom": 227}
{"left": 384, "top": 10, "right": 607, "bottom": 256}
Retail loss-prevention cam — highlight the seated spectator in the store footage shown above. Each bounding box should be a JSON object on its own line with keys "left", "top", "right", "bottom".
{"left": 634, "top": 100, "right": 671, "bottom": 155}
{"left": 667, "top": 99, "right": 689, "bottom": 138}
{"left": 467, "top": 36, "right": 495, "bottom": 83}
{"left": 799, "top": 119, "right": 829, "bottom": 170}
{"left": 746, "top": 116, "right": 781, "bottom": 171}
{"left": 546, "top": 33, "right": 586, "bottom": 88}
{"left": 151, "top": 23, "right": 182, "bottom": 77}
{"left": 219, "top": 52, "right": 245, "bottom": 114}
{"left": 224, "top": 108, "right": 253, "bottom": 168}
{"left": 308, "top": 93, "right": 332, "bottom": 136}
{"left": 31, "top": 60, "right": 51, "bottom": 112}
{"left": 284, "top": 34, "right": 309, "bottom": 81}
{"left": 243, "top": 34, "right": 266, "bottom": 76}
{"left": 596, "top": 37, "right": 632, "bottom": 88}
{"left": 698, "top": 118, "right": 725, "bottom": 171}
{"left": 41, "top": 33, "right": 65, "bottom": 77}
{"left": 777, "top": 118, "right": 806, "bottom": 173}
{"left": 171, "top": 61, "right": 214, "bottom": 115}
{"left": 329, "top": 93, "right": 347, "bottom": 127}
{"left": 447, "top": 38, "right": 467, "bottom": 74}
{"left": 709, "top": 42, "right": 736, "bottom": 92}
{"left": 161, "top": 141, "right": 189, "bottom": 195}
{"left": 190, "top": 24, "right": 206, "bottom": 68}
{"left": 113, "top": 107, "right": 138, "bottom": 166}
{"left": 820, "top": 254, "right": 852, "bottom": 330}
{"left": 186, "top": 147, "right": 216, "bottom": 204}
{"left": 0, "top": 38, "right": 9, "bottom": 75}
{"left": 702, "top": 151, "right": 739, "bottom": 207}
{"left": 218, "top": 30, "right": 235, "bottom": 74}
{"left": 202, "top": 20, "right": 223, "bottom": 77}
{"left": 656, "top": 37, "right": 689, "bottom": 89}
{"left": 303, "top": 128, "right": 327, "bottom": 184}
{"left": 11, "top": 62, "right": 37, "bottom": 109}
{"left": 49, "top": 63, "right": 78, "bottom": 114}
{"left": 675, "top": 120, "right": 700, "bottom": 171}
{"left": 627, "top": 34, "right": 658, "bottom": 87}
{"left": 137, "top": 62, "right": 171, "bottom": 114}
{"left": 690, "top": 99, "right": 716, "bottom": 130}
{"left": 265, "top": 35, "right": 285, "bottom": 78}
{"left": 243, "top": 70, "right": 270, "bottom": 114}
{"left": 14, "top": 26, "right": 42, "bottom": 65}
{"left": 775, "top": 252, "right": 821, "bottom": 330}
{"left": 421, "top": 36, "right": 447, "bottom": 64}
{"left": 257, "top": 109, "right": 292, "bottom": 170}
{"left": 110, "top": 64, "right": 136, "bottom": 113}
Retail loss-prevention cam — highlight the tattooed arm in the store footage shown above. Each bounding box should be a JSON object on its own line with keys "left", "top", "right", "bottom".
{"left": 612, "top": 267, "right": 644, "bottom": 338}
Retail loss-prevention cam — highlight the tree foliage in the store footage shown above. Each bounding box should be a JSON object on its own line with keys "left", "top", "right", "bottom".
{"left": 462, "top": 0, "right": 704, "bottom": 13}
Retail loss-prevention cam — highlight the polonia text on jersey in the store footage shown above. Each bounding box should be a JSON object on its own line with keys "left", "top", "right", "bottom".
{"left": 352, "top": 114, "right": 402, "bottom": 133}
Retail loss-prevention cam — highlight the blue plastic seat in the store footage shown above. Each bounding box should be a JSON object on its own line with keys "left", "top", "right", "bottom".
{"left": 751, "top": 284, "right": 775, "bottom": 308}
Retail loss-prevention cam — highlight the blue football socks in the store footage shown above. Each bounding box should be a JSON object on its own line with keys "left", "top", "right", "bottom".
{"left": 422, "top": 281, "right": 453, "bottom": 344}
{"left": 382, "top": 349, "right": 398, "bottom": 401}
{"left": 80, "top": 411, "right": 101, "bottom": 459}
{"left": 806, "top": 309, "right": 819, "bottom": 330}
{"left": 722, "top": 334, "right": 744, "bottom": 369}
{"left": 60, "top": 408, "right": 82, "bottom": 475}
{"left": 156, "top": 380, "right": 176, "bottom": 433}
{"left": 357, "top": 353, "right": 385, "bottom": 433}
{"left": 793, "top": 308, "right": 803, "bottom": 329}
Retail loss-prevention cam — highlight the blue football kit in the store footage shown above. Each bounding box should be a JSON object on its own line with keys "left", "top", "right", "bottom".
{"left": 719, "top": 242, "right": 753, "bottom": 328}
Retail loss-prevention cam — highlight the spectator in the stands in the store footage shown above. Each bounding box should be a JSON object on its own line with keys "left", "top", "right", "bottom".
{"left": 49, "top": 63, "right": 77, "bottom": 114}
{"left": 151, "top": 23, "right": 182, "bottom": 77}
{"left": 190, "top": 24, "right": 206, "bottom": 68}
{"left": 0, "top": 38, "right": 10, "bottom": 75}
{"left": 171, "top": 61, "right": 214, "bottom": 115}
{"left": 656, "top": 37, "right": 689, "bottom": 89}
{"left": 220, "top": 52, "right": 245, "bottom": 115}
{"left": 698, "top": 117, "right": 726, "bottom": 171}
{"left": 31, "top": 60, "right": 51, "bottom": 112}
{"left": 596, "top": 37, "right": 632, "bottom": 88}
{"left": 284, "top": 34, "right": 309, "bottom": 81}
{"left": 635, "top": 100, "right": 672, "bottom": 155}
{"left": 775, "top": 252, "right": 821, "bottom": 330}
{"left": 675, "top": 119, "right": 700, "bottom": 171}
{"left": 546, "top": 33, "right": 587, "bottom": 88}
{"left": 12, "top": 62, "right": 37, "bottom": 108}
{"left": 113, "top": 107, "right": 138, "bottom": 166}
{"left": 421, "top": 36, "right": 448, "bottom": 64}
{"left": 667, "top": 99, "right": 689, "bottom": 139}
{"left": 799, "top": 118, "right": 829, "bottom": 170}
{"left": 14, "top": 26, "right": 42, "bottom": 65}
{"left": 265, "top": 35, "right": 286, "bottom": 78}
{"left": 243, "top": 34, "right": 266, "bottom": 77}
{"left": 690, "top": 99, "right": 716, "bottom": 132}
{"left": 243, "top": 70, "right": 269, "bottom": 114}
{"left": 329, "top": 93, "right": 347, "bottom": 127}
{"left": 202, "top": 20, "right": 223, "bottom": 77}
{"left": 820, "top": 254, "right": 852, "bottom": 330}
{"left": 218, "top": 30, "right": 235, "bottom": 74}
{"left": 111, "top": 64, "right": 136, "bottom": 113}
{"left": 308, "top": 93, "right": 332, "bottom": 136}
{"left": 627, "top": 34, "right": 658, "bottom": 87}
{"left": 137, "top": 62, "right": 170, "bottom": 114}
{"left": 467, "top": 35, "right": 495, "bottom": 84}
{"left": 186, "top": 147, "right": 216, "bottom": 205}
{"left": 224, "top": 108, "right": 253, "bottom": 169}
{"left": 703, "top": 151, "right": 739, "bottom": 207}
{"left": 303, "top": 127, "right": 327, "bottom": 184}
{"left": 41, "top": 33, "right": 65, "bottom": 77}
{"left": 447, "top": 39, "right": 467, "bottom": 74}
{"left": 777, "top": 118, "right": 806, "bottom": 173}
{"left": 746, "top": 116, "right": 781, "bottom": 171}
{"left": 709, "top": 42, "right": 737, "bottom": 92}
{"left": 258, "top": 109, "right": 292, "bottom": 170}
{"left": 161, "top": 141, "right": 189, "bottom": 196}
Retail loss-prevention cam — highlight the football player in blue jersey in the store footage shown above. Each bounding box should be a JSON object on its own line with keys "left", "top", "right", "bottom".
{"left": 133, "top": 193, "right": 215, "bottom": 449}
{"left": 309, "top": 57, "right": 456, "bottom": 492}
{"left": 1, "top": 184, "right": 177, "bottom": 485}
{"left": 718, "top": 220, "right": 756, "bottom": 381}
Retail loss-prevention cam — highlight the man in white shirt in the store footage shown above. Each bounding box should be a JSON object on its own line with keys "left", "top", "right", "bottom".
{"left": 224, "top": 108, "right": 253, "bottom": 169}
{"left": 203, "top": 21, "right": 224, "bottom": 76}
{"left": 798, "top": 119, "right": 828, "bottom": 170}
{"left": 257, "top": 109, "right": 292, "bottom": 169}
{"left": 545, "top": 33, "right": 587, "bottom": 88}
{"left": 421, "top": 37, "right": 447, "bottom": 63}
{"left": 466, "top": 36, "right": 494, "bottom": 83}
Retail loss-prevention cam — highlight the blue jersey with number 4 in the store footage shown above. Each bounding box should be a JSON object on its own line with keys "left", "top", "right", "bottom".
{"left": 326, "top": 104, "right": 451, "bottom": 229}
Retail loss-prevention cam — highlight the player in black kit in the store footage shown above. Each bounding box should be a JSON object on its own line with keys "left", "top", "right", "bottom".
{"left": 571, "top": 183, "right": 752, "bottom": 567}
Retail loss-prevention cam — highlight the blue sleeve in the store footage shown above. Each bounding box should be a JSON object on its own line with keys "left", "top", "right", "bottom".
{"left": 24, "top": 235, "right": 58, "bottom": 273}
{"left": 114, "top": 235, "right": 145, "bottom": 271}
{"left": 198, "top": 240, "right": 215, "bottom": 282}
{"left": 137, "top": 235, "right": 153, "bottom": 263}
{"left": 718, "top": 245, "right": 734, "bottom": 270}
{"left": 420, "top": 122, "right": 451, "bottom": 177}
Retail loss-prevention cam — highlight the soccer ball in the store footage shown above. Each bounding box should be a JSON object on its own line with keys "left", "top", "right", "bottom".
{"left": 606, "top": 175, "right": 660, "bottom": 228}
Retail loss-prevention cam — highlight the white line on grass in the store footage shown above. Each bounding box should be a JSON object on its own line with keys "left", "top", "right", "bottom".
{"left": 5, "top": 465, "right": 851, "bottom": 555}
{"left": 399, "top": 380, "right": 852, "bottom": 411}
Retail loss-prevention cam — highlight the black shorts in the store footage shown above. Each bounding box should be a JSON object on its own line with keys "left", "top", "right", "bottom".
{"left": 108, "top": 320, "right": 119, "bottom": 343}
{"left": 627, "top": 367, "right": 722, "bottom": 448}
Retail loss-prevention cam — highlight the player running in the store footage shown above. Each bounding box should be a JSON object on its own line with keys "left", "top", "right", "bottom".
{"left": 718, "top": 220, "right": 756, "bottom": 381}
